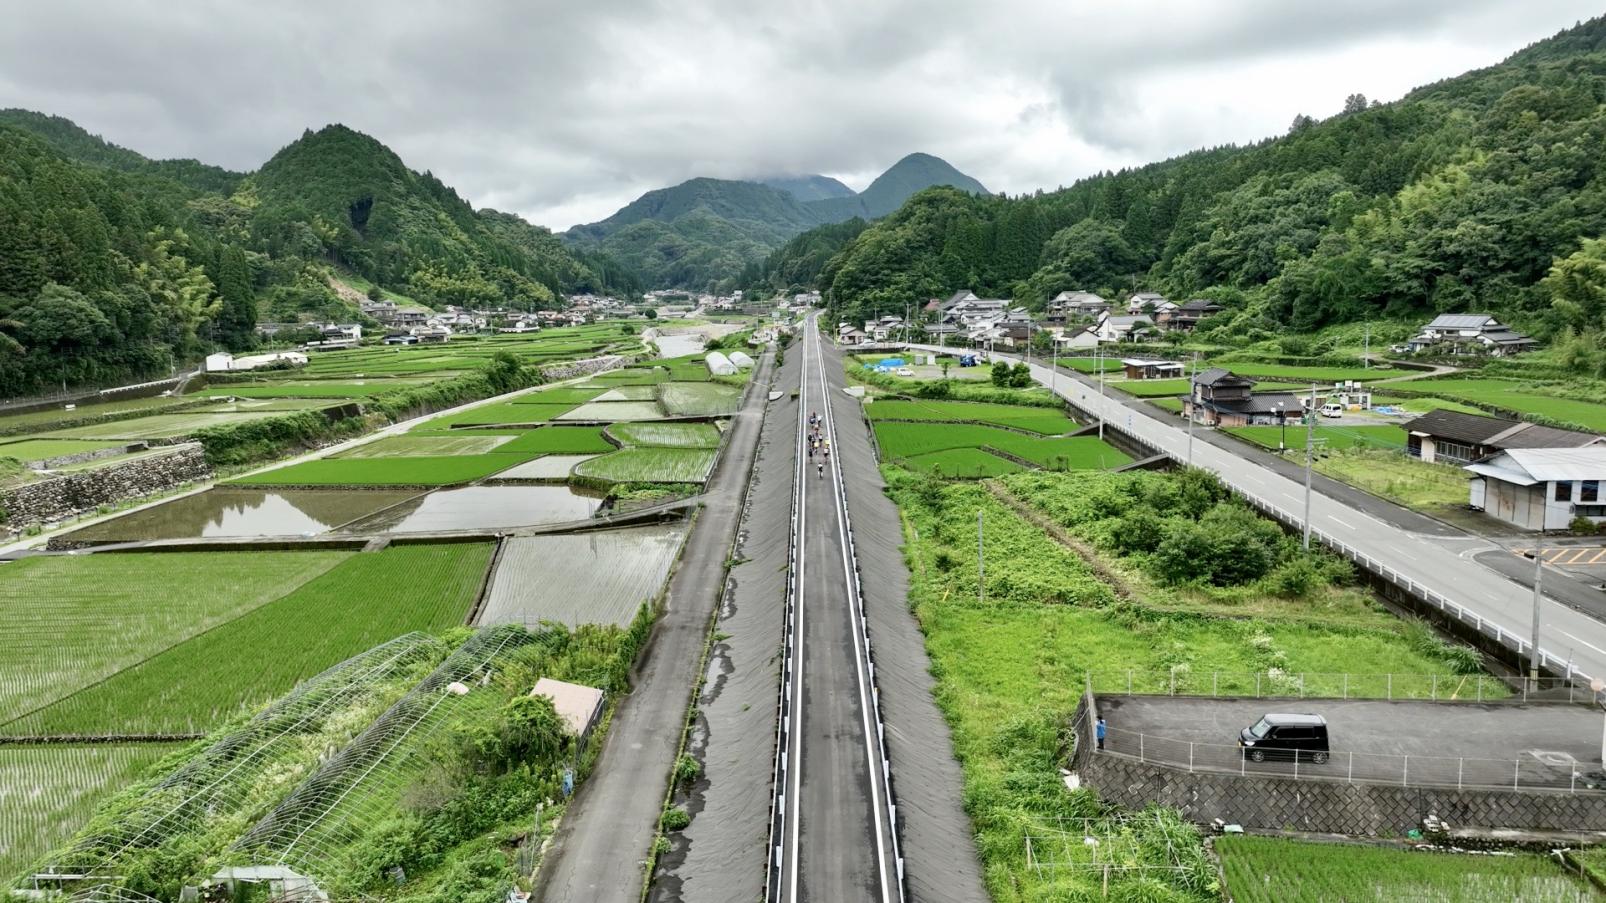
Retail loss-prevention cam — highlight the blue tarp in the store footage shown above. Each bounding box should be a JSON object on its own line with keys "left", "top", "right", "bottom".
{"left": 873, "top": 357, "right": 905, "bottom": 370}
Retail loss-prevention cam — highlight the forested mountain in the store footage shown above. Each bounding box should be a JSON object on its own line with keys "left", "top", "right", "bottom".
{"left": 0, "top": 117, "right": 632, "bottom": 398}
{"left": 564, "top": 152, "right": 989, "bottom": 290}
{"left": 776, "top": 17, "right": 1606, "bottom": 357}
{"left": 761, "top": 174, "right": 856, "bottom": 202}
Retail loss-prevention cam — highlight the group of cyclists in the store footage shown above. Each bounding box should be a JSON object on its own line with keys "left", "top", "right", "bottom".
{"left": 806, "top": 410, "right": 830, "bottom": 476}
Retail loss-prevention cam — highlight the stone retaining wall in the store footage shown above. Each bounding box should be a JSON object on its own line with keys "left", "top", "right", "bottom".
{"left": 2, "top": 444, "right": 210, "bottom": 530}
{"left": 1071, "top": 693, "right": 1606, "bottom": 833}
{"left": 540, "top": 353, "right": 642, "bottom": 382}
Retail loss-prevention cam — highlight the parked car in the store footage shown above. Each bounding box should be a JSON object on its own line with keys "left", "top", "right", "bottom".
{"left": 1319, "top": 403, "right": 1344, "bottom": 418}
{"left": 1239, "top": 713, "right": 1329, "bottom": 763}
{"left": 896, "top": 367, "right": 915, "bottom": 377}
{"left": 1389, "top": 343, "right": 1411, "bottom": 354}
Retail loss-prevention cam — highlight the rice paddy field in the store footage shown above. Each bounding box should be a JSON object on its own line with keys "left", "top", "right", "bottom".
{"left": 606, "top": 422, "right": 722, "bottom": 447}
{"left": 490, "top": 454, "right": 600, "bottom": 480}
{"left": 1402, "top": 378, "right": 1606, "bottom": 432}
{"left": 228, "top": 452, "right": 536, "bottom": 487}
{"left": 42, "top": 409, "right": 304, "bottom": 440}
{"left": 1226, "top": 424, "right": 1409, "bottom": 452}
{"left": 0, "top": 742, "right": 179, "bottom": 878}
{"left": 0, "top": 396, "right": 196, "bottom": 435}
{"left": 62, "top": 488, "right": 421, "bottom": 543}
{"left": 332, "top": 434, "right": 514, "bottom": 458}
{"left": 573, "top": 447, "right": 719, "bottom": 484}
{"left": 865, "top": 399, "right": 1076, "bottom": 434}
{"left": 658, "top": 381, "right": 742, "bottom": 416}
{"left": 480, "top": 524, "right": 687, "bottom": 627}
{"left": 2, "top": 544, "right": 492, "bottom": 736}
{"left": 0, "top": 438, "right": 127, "bottom": 462}
{"left": 0, "top": 551, "right": 353, "bottom": 723}
{"left": 192, "top": 378, "right": 431, "bottom": 399}
{"left": 873, "top": 421, "right": 1131, "bottom": 472}
{"left": 558, "top": 400, "right": 668, "bottom": 421}
{"left": 900, "top": 447, "right": 1027, "bottom": 477}
{"left": 1216, "top": 836, "right": 1594, "bottom": 903}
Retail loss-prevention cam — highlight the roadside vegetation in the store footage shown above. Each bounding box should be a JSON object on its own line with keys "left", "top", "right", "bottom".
{"left": 884, "top": 466, "right": 1491, "bottom": 901}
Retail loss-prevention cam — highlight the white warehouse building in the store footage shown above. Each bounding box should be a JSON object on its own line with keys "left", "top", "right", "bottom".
{"left": 1466, "top": 446, "right": 1606, "bottom": 531}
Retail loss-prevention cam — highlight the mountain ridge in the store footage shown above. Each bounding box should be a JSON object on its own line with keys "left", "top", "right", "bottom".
{"left": 564, "top": 151, "right": 989, "bottom": 289}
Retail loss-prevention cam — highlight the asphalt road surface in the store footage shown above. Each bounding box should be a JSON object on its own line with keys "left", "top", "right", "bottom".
{"left": 903, "top": 344, "right": 1606, "bottom": 686}
{"left": 1099, "top": 695, "right": 1606, "bottom": 791}
{"left": 774, "top": 318, "right": 901, "bottom": 902}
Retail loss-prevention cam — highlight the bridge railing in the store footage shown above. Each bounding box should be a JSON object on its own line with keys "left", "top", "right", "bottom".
{"left": 1098, "top": 726, "right": 1606, "bottom": 794}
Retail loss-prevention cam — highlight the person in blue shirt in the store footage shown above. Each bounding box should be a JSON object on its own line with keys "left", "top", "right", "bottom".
{"left": 1095, "top": 716, "right": 1107, "bottom": 750}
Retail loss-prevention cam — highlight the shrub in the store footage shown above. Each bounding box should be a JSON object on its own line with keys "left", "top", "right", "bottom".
{"left": 673, "top": 754, "right": 700, "bottom": 787}
{"left": 660, "top": 807, "right": 690, "bottom": 831}
{"left": 1265, "top": 555, "right": 1324, "bottom": 599}
{"left": 990, "top": 360, "right": 1012, "bottom": 387}
{"left": 1571, "top": 514, "right": 1599, "bottom": 534}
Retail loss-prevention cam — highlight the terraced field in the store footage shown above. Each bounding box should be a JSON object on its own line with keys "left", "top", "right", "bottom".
{"left": 573, "top": 447, "right": 718, "bottom": 484}
{"left": 332, "top": 434, "right": 513, "bottom": 458}
{"left": 43, "top": 409, "right": 299, "bottom": 440}
{"left": 865, "top": 399, "right": 1075, "bottom": 434}
{"left": 3, "top": 544, "right": 492, "bottom": 736}
{"left": 1226, "top": 424, "right": 1409, "bottom": 451}
{"left": 607, "top": 422, "right": 722, "bottom": 447}
{"left": 1404, "top": 378, "right": 1606, "bottom": 431}
{"left": 229, "top": 452, "right": 538, "bottom": 486}
{"left": 0, "top": 438, "right": 127, "bottom": 462}
{"left": 901, "top": 448, "right": 1027, "bottom": 477}
{"left": 0, "top": 551, "right": 352, "bottom": 723}
{"left": 481, "top": 525, "right": 686, "bottom": 627}
{"left": 193, "top": 378, "right": 431, "bottom": 399}
{"left": 873, "top": 421, "right": 1130, "bottom": 471}
{"left": 558, "top": 400, "right": 667, "bottom": 421}
{"left": 658, "top": 382, "right": 742, "bottom": 416}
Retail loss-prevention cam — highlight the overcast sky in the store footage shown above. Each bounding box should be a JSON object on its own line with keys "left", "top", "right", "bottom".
{"left": 1, "top": 1, "right": 1599, "bottom": 231}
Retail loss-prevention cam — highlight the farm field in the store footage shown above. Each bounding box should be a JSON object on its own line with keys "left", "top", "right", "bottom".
{"left": 900, "top": 447, "right": 1026, "bottom": 477}
{"left": 1226, "top": 424, "right": 1408, "bottom": 452}
{"left": 558, "top": 399, "right": 667, "bottom": 421}
{"left": 332, "top": 434, "right": 513, "bottom": 458}
{"left": 0, "top": 551, "right": 352, "bottom": 722}
{"left": 3, "top": 544, "right": 491, "bottom": 736}
{"left": 865, "top": 399, "right": 1074, "bottom": 434}
{"left": 0, "top": 742, "right": 179, "bottom": 877}
{"left": 887, "top": 470, "right": 1505, "bottom": 900}
{"left": 42, "top": 409, "right": 297, "bottom": 440}
{"left": 494, "top": 426, "right": 616, "bottom": 454}
{"left": 573, "top": 447, "right": 718, "bottom": 484}
{"left": 1315, "top": 449, "right": 1475, "bottom": 512}
{"left": 480, "top": 525, "right": 687, "bottom": 627}
{"left": 591, "top": 384, "right": 661, "bottom": 401}
{"left": 658, "top": 381, "right": 742, "bottom": 416}
{"left": 228, "top": 451, "right": 537, "bottom": 486}
{"left": 0, "top": 396, "right": 196, "bottom": 435}
{"left": 1216, "top": 835, "right": 1593, "bottom": 903}
{"left": 193, "top": 378, "right": 430, "bottom": 399}
{"left": 1113, "top": 377, "right": 1306, "bottom": 398}
{"left": 62, "top": 488, "right": 421, "bottom": 543}
{"left": 607, "top": 422, "right": 721, "bottom": 447}
{"left": 1207, "top": 360, "right": 1399, "bottom": 382}
{"left": 509, "top": 386, "right": 606, "bottom": 405}
{"left": 419, "top": 400, "right": 576, "bottom": 428}
{"left": 491, "top": 454, "right": 599, "bottom": 480}
{"left": 873, "top": 421, "right": 1130, "bottom": 471}
{"left": 0, "top": 438, "right": 126, "bottom": 462}
{"left": 1403, "top": 378, "right": 1606, "bottom": 432}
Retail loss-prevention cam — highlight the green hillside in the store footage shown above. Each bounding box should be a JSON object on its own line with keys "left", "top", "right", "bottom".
{"left": 565, "top": 152, "right": 989, "bottom": 291}
{"left": 0, "top": 117, "right": 632, "bottom": 398}
{"left": 775, "top": 16, "right": 1606, "bottom": 362}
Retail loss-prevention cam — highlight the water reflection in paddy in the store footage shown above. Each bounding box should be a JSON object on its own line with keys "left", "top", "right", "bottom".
{"left": 63, "top": 488, "right": 420, "bottom": 543}
{"left": 339, "top": 485, "right": 603, "bottom": 534}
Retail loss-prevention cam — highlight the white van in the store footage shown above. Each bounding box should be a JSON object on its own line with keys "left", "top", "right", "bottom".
{"left": 1318, "top": 403, "right": 1344, "bottom": 418}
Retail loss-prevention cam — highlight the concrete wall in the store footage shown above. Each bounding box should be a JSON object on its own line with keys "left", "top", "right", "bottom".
{"left": 1071, "top": 695, "right": 1606, "bottom": 834}
{"left": 1, "top": 444, "right": 210, "bottom": 530}
{"left": 539, "top": 353, "right": 643, "bottom": 382}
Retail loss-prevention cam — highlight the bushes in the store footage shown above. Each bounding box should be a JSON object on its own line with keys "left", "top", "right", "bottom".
{"left": 1151, "top": 503, "right": 1283, "bottom": 586}
{"left": 191, "top": 407, "right": 368, "bottom": 466}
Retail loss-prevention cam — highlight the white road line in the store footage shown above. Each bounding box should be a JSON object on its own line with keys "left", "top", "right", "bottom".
{"left": 816, "top": 324, "right": 896, "bottom": 903}
{"left": 783, "top": 322, "right": 810, "bottom": 903}
{"left": 1560, "top": 629, "right": 1606, "bottom": 658}
{"left": 1330, "top": 517, "right": 1356, "bottom": 531}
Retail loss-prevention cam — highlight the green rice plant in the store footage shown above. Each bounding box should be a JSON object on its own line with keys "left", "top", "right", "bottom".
{"left": 1226, "top": 424, "right": 1407, "bottom": 452}
{"left": 874, "top": 422, "right": 1130, "bottom": 472}
{"left": 43, "top": 410, "right": 304, "bottom": 440}
{"left": 510, "top": 387, "right": 605, "bottom": 405}
{"left": 419, "top": 401, "right": 575, "bottom": 429}
{"left": 5, "top": 544, "right": 492, "bottom": 736}
{"left": 494, "top": 426, "right": 616, "bottom": 454}
{"left": 194, "top": 379, "right": 429, "bottom": 399}
{"left": 900, "top": 448, "right": 1025, "bottom": 478}
{"left": 558, "top": 400, "right": 667, "bottom": 422}
{"left": 1403, "top": 378, "right": 1606, "bottom": 431}
{"left": 0, "top": 438, "right": 127, "bottom": 462}
{"left": 332, "top": 434, "right": 513, "bottom": 458}
{"left": 865, "top": 399, "right": 1074, "bottom": 434}
{"left": 0, "top": 743, "right": 178, "bottom": 877}
{"left": 657, "top": 382, "right": 742, "bottom": 416}
{"left": 573, "top": 448, "right": 717, "bottom": 486}
{"left": 607, "top": 422, "right": 722, "bottom": 447}
{"left": 0, "top": 551, "right": 352, "bottom": 723}
{"left": 1217, "top": 836, "right": 1591, "bottom": 902}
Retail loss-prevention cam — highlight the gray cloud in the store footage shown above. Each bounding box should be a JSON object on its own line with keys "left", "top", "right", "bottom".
{"left": 0, "top": 0, "right": 1597, "bottom": 228}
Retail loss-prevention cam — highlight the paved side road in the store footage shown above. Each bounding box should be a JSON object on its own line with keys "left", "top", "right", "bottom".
{"left": 535, "top": 351, "right": 773, "bottom": 903}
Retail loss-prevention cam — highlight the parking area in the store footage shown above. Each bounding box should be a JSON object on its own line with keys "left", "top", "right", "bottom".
{"left": 1095, "top": 696, "right": 1606, "bottom": 790}
{"left": 1505, "top": 542, "right": 1606, "bottom": 587}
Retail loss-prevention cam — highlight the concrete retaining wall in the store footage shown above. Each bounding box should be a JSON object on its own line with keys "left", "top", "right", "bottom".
{"left": 540, "top": 353, "right": 643, "bottom": 382}
{"left": 2, "top": 444, "right": 210, "bottom": 530}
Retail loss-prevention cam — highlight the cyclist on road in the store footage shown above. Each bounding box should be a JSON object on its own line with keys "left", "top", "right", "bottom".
{"left": 816, "top": 460, "right": 824, "bottom": 477}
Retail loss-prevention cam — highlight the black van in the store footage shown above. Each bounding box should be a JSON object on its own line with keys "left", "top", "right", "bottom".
{"left": 1239, "top": 713, "right": 1329, "bottom": 763}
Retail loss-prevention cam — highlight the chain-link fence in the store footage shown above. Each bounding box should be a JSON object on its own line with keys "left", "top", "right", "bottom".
{"left": 1098, "top": 725, "right": 1606, "bottom": 793}
{"left": 1086, "top": 669, "right": 1603, "bottom": 704}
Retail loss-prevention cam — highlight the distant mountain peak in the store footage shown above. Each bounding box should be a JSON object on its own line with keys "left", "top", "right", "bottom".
{"left": 760, "top": 174, "right": 856, "bottom": 202}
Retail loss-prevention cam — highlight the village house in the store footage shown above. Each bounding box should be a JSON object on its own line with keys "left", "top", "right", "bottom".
{"left": 1403, "top": 409, "right": 1603, "bottom": 465}
{"left": 1121, "top": 358, "right": 1186, "bottom": 380}
{"left": 1094, "top": 312, "right": 1156, "bottom": 344}
{"left": 1167, "top": 299, "right": 1224, "bottom": 331}
{"left": 1407, "top": 314, "right": 1537, "bottom": 356}
{"left": 1045, "top": 291, "right": 1111, "bottom": 324}
{"left": 1126, "top": 292, "right": 1175, "bottom": 316}
{"left": 1055, "top": 326, "right": 1100, "bottom": 350}
{"left": 1183, "top": 368, "right": 1304, "bottom": 428}
{"left": 203, "top": 351, "right": 308, "bottom": 373}
{"left": 1466, "top": 447, "right": 1606, "bottom": 531}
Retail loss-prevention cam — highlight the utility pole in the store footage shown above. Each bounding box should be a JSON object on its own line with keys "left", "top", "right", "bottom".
{"left": 1097, "top": 343, "right": 1106, "bottom": 442}
{"left": 1529, "top": 550, "right": 1544, "bottom": 688}
{"left": 1363, "top": 323, "right": 1371, "bottom": 370}
{"left": 978, "top": 509, "right": 985, "bottom": 604}
{"left": 1052, "top": 335, "right": 1059, "bottom": 396}
{"left": 1303, "top": 382, "right": 1316, "bottom": 550}
{"left": 1187, "top": 351, "right": 1197, "bottom": 466}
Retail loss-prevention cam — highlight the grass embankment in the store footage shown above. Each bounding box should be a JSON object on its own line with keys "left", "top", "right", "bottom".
{"left": 1217, "top": 836, "right": 1594, "bottom": 903}
{"left": 885, "top": 467, "right": 1490, "bottom": 901}
{"left": 3, "top": 544, "right": 492, "bottom": 736}
{"left": 1225, "top": 424, "right": 1408, "bottom": 452}
{"left": 866, "top": 399, "right": 1077, "bottom": 435}
{"left": 875, "top": 422, "right": 1131, "bottom": 475}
